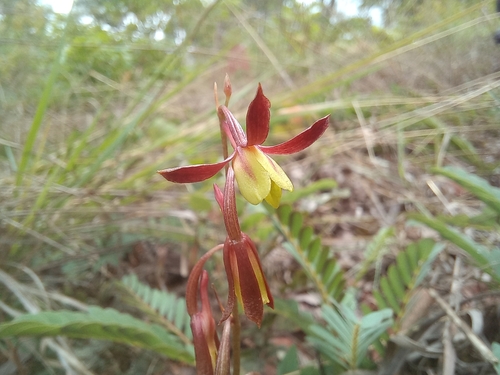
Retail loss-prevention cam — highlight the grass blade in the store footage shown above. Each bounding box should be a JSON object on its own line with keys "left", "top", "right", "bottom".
{"left": 15, "top": 9, "right": 73, "bottom": 187}
{"left": 432, "top": 166, "right": 500, "bottom": 214}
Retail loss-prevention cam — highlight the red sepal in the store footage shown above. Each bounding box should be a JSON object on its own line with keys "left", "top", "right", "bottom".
{"left": 158, "top": 155, "right": 232, "bottom": 183}
{"left": 246, "top": 83, "right": 271, "bottom": 146}
{"left": 190, "top": 271, "right": 219, "bottom": 375}
{"left": 221, "top": 234, "right": 273, "bottom": 327}
{"left": 246, "top": 235, "right": 274, "bottom": 310}
{"left": 222, "top": 168, "right": 241, "bottom": 241}
{"left": 260, "top": 115, "right": 330, "bottom": 155}
{"left": 186, "top": 245, "right": 224, "bottom": 316}
{"left": 191, "top": 315, "right": 215, "bottom": 375}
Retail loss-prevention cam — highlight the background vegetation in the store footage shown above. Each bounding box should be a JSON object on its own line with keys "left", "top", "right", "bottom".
{"left": 1, "top": 0, "right": 500, "bottom": 374}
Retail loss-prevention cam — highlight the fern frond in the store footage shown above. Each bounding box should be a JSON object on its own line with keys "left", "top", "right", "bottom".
{"left": 373, "top": 238, "right": 444, "bottom": 329}
{"left": 272, "top": 298, "right": 315, "bottom": 334}
{"left": 354, "top": 226, "right": 395, "bottom": 282}
{"left": 273, "top": 205, "right": 345, "bottom": 303}
{"left": 119, "top": 274, "right": 192, "bottom": 346}
{"left": 308, "top": 303, "right": 393, "bottom": 370}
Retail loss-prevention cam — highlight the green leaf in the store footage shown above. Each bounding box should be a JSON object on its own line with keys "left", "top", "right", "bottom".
{"left": 120, "top": 274, "right": 193, "bottom": 341}
{"left": 241, "top": 212, "right": 268, "bottom": 232}
{"left": 387, "top": 266, "right": 405, "bottom": 300}
{"left": 306, "top": 238, "right": 321, "bottom": 264}
{"left": 323, "top": 260, "right": 338, "bottom": 286}
{"left": 272, "top": 299, "right": 315, "bottom": 334}
{"left": 435, "top": 209, "right": 500, "bottom": 230}
{"left": 356, "top": 226, "right": 395, "bottom": 281}
{"left": 277, "top": 345, "right": 300, "bottom": 375}
{"left": 415, "top": 239, "right": 445, "bottom": 286}
{"left": 406, "top": 242, "right": 418, "bottom": 271}
{"left": 493, "top": 342, "right": 500, "bottom": 375}
{"left": 327, "top": 271, "right": 345, "bottom": 301}
{"left": 487, "top": 248, "right": 500, "bottom": 280}
{"left": 277, "top": 204, "right": 292, "bottom": 224}
{"left": 357, "top": 309, "right": 393, "bottom": 365}
{"left": 299, "top": 364, "right": 338, "bottom": 375}
{"left": 374, "top": 239, "right": 444, "bottom": 330}
{"left": 272, "top": 205, "right": 346, "bottom": 304}
{"left": 290, "top": 212, "right": 303, "bottom": 238}
{"left": 281, "top": 178, "right": 338, "bottom": 204}
{"left": 299, "top": 227, "right": 314, "bottom": 250}
{"left": 308, "top": 304, "right": 393, "bottom": 370}
{"left": 314, "top": 247, "right": 329, "bottom": 272}
{"left": 373, "top": 290, "right": 387, "bottom": 310}
{"left": 0, "top": 307, "right": 194, "bottom": 364}
{"left": 396, "top": 251, "right": 412, "bottom": 286}
{"left": 322, "top": 306, "right": 352, "bottom": 343}
{"left": 380, "top": 277, "right": 400, "bottom": 313}
{"left": 409, "top": 213, "right": 499, "bottom": 281}
{"left": 432, "top": 166, "right": 500, "bottom": 215}
{"left": 423, "top": 117, "right": 484, "bottom": 167}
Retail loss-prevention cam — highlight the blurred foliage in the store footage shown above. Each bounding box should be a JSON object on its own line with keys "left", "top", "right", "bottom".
{"left": 1, "top": 0, "right": 500, "bottom": 373}
{"left": 360, "top": 0, "right": 488, "bottom": 27}
{"left": 410, "top": 167, "right": 500, "bottom": 282}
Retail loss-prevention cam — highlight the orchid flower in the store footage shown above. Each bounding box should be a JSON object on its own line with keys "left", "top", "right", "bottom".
{"left": 187, "top": 266, "right": 232, "bottom": 375}
{"left": 158, "top": 84, "right": 330, "bottom": 208}
{"left": 189, "top": 270, "right": 219, "bottom": 374}
{"left": 214, "top": 168, "right": 274, "bottom": 327}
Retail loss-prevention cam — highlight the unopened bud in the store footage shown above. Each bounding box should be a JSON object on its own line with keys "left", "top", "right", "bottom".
{"left": 224, "top": 74, "right": 232, "bottom": 106}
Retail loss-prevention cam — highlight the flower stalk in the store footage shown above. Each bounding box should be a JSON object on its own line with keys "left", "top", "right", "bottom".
{"left": 158, "top": 77, "right": 329, "bottom": 373}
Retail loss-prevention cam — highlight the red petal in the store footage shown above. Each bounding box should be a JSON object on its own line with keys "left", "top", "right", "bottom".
{"left": 221, "top": 235, "right": 272, "bottom": 327}
{"left": 187, "top": 266, "right": 221, "bottom": 373}
{"left": 186, "top": 245, "right": 224, "bottom": 316}
{"left": 218, "top": 106, "right": 247, "bottom": 147}
{"left": 157, "top": 155, "right": 233, "bottom": 183}
{"left": 244, "top": 234, "right": 274, "bottom": 310}
{"left": 260, "top": 115, "right": 330, "bottom": 155}
{"left": 191, "top": 315, "right": 215, "bottom": 375}
{"left": 246, "top": 83, "right": 271, "bottom": 146}
{"left": 235, "top": 239, "right": 264, "bottom": 326}
{"left": 199, "top": 271, "right": 214, "bottom": 322}
{"left": 222, "top": 168, "right": 241, "bottom": 241}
